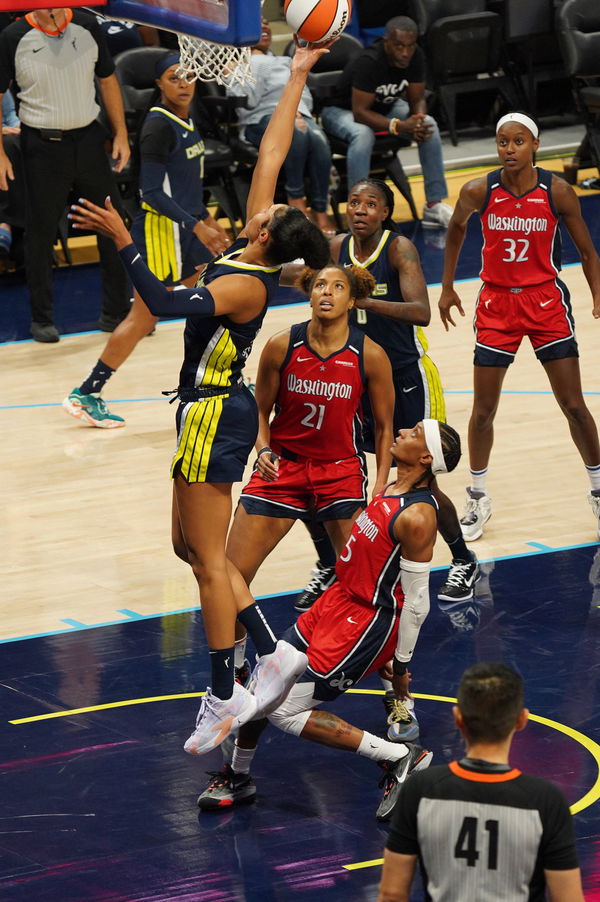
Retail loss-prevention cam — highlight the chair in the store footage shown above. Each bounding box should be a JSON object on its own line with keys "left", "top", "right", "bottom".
{"left": 285, "top": 37, "right": 419, "bottom": 226}
{"left": 112, "top": 47, "right": 242, "bottom": 232}
{"left": 415, "top": 0, "right": 519, "bottom": 144}
{"left": 556, "top": 0, "right": 600, "bottom": 176}
{"left": 501, "top": 0, "right": 571, "bottom": 117}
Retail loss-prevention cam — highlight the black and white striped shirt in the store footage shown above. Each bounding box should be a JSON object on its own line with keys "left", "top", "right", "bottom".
{"left": 387, "top": 759, "right": 578, "bottom": 901}
{"left": 0, "top": 10, "right": 114, "bottom": 130}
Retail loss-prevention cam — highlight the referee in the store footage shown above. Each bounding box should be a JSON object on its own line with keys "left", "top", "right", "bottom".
{"left": 0, "top": 7, "right": 130, "bottom": 342}
{"left": 378, "top": 662, "right": 584, "bottom": 902}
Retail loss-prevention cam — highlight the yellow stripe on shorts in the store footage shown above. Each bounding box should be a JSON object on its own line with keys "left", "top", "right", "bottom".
{"left": 143, "top": 210, "right": 177, "bottom": 282}
{"left": 421, "top": 353, "right": 446, "bottom": 423}
{"left": 171, "top": 398, "right": 225, "bottom": 482}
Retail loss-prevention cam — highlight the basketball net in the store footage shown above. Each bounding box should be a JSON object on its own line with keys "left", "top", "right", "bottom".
{"left": 177, "top": 1, "right": 265, "bottom": 87}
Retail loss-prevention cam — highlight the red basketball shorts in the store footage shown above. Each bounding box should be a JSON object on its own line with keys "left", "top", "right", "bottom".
{"left": 290, "top": 581, "right": 399, "bottom": 700}
{"left": 239, "top": 451, "right": 367, "bottom": 521}
{"left": 474, "top": 278, "right": 578, "bottom": 367}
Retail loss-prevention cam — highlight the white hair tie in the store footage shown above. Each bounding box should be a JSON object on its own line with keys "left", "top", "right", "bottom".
{"left": 422, "top": 419, "right": 447, "bottom": 476}
{"left": 496, "top": 113, "right": 539, "bottom": 139}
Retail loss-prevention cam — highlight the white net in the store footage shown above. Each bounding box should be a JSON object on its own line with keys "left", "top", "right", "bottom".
{"left": 177, "top": 34, "right": 255, "bottom": 87}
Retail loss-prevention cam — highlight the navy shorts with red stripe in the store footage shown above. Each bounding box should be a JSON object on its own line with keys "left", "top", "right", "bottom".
{"left": 282, "top": 581, "right": 400, "bottom": 701}
{"left": 239, "top": 449, "right": 367, "bottom": 522}
{"left": 474, "top": 279, "right": 579, "bottom": 367}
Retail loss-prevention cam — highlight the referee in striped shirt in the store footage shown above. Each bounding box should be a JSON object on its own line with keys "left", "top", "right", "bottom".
{"left": 378, "top": 662, "right": 583, "bottom": 902}
{"left": 0, "top": 7, "right": 130, "bottom": 342}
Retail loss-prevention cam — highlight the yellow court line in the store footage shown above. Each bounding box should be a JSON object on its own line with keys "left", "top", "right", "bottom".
{"left": 9, "top": 692, "right": 205, "bottom": 724}
{"left": 10, "top": 689, "right": 600, "bottom": 818}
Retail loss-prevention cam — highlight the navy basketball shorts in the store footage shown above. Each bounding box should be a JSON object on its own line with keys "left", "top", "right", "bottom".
{"left": 284, "top": 581, "right": 400, "bottom": 702}
{"left": 239, "top": 449, "right": 367, "bottom": 521}
{"left": 171, "top": 385, "right": 258, "bottom": 483}
{"left": 361, "top": 355, "right": 446, "bottom": 452}
{"left": 474, "top": 279, "right": 579, "bottom": 367}
{"left": 131, "top": 211, "right": 211, "bottom": 287}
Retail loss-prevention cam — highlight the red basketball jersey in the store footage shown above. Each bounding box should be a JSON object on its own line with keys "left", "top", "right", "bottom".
{"left": 270, "top": 322, "right": 366, "bottom": 461}
{"left": 480, "top": 167, "right": 561, "bottom": 287}
{"left": 335, "top": 488, "right": 437, "bottom": 610}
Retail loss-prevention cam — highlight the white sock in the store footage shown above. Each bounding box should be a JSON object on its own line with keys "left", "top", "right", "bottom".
{"left": 469, "top": 468, "right": 488, "bottom": 495}
{"left": 357, "top": 730, "right": 408, "bottom": 763}
{"left": 586, "top": 464, "right": 600, "bottom": 493}
{"left": 234, "top": 634, "right": 247, "bottom": 669}
{"left": 231, "top": 742, "right": 256, "bottom": 775}
{"left": 381, "top": 678, "right": 393, "bottom": 692}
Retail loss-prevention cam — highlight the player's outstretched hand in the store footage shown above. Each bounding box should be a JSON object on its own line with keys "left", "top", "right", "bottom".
{"left": 69, "top": 196, "right": 132, "bottom": 250}
{"left": 438, "top": 286, "right": 465, "bottom": 330}
{"left": 290, "top": 35, "right": 335, "bottom": 76}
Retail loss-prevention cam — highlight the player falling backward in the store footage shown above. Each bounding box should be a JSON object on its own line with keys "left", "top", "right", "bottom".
{"left": 196, "top": 419, "right": 462, "bottom": 820}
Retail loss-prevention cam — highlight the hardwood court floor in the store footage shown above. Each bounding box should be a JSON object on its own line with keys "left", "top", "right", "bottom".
{"left": 2, "top": 260, "right": 599, "bottom": 641}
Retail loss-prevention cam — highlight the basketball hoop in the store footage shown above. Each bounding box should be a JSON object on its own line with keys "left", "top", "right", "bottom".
{"left": 176, "top": 34, "right": 255, "bottom": 87}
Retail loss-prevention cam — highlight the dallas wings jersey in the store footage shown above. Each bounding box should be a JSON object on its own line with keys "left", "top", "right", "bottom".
{"left": 177, "top": 238, "right": 281, "bottom": 391}
{"left": 269, "top": 322, "right": 366, "bottom": 461}
{"left": 339, "top": 230, "right": 428, "bottom": 370}
{"left": 335, "top": 488, "right": 438, "bottom": 610}
{"left": 480, "top": 167, "right": 561, "bottom": 287}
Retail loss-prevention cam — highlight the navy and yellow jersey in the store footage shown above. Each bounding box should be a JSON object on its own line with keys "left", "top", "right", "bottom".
{"left": 130, "top": 105, "right": 209, "bottom": 284}
{"left": 137, "top": 105, "right": 207, "bottom": 225}
{"left": 177, "top": 237, "right": 282, "bottom": 391}
{"left": 340, "top": 230, "right": 429, "bottom": 371}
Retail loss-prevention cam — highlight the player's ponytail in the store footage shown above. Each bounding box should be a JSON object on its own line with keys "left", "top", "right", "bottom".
{"left": 264, "top": 208, "right": 330, "bottom": 269}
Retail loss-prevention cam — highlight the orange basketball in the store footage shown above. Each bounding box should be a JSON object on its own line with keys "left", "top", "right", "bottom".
{"left": 284, "top": 0, "right": 352, "bottom": 43}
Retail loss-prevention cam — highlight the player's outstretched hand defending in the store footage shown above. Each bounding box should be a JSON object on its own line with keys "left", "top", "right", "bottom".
{"left": 438, "top": 286, "right": 465, "bottom": 330}
{"left": 69, "top": 196, "right": 132, "bottom": 251}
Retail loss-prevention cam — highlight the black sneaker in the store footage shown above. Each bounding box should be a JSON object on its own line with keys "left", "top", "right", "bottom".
{"left": 376, "top": 745, "right": 433, "bottom": 822}
{"left": 437, "top": 557, "right": 480, "bottom": 602}
{"left": 295, "top": 563, "right": 336, "bottom": 612}
{"left": 197, "top": 764, "right": 256, "bottom": 811}
{"left": 30, "top": 322, "right": 59, "bottom": 343}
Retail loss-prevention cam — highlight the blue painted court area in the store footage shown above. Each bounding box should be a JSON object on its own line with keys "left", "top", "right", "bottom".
{"left": 3, "top": 193, "right": 600, "bottom": 344}
{"left": 1, "top": 545, "right": 599, "bottom": 901}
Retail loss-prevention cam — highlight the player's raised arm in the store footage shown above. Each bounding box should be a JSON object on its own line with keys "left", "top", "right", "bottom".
{"left": 244, "top": 38, "right": 333, "bottom": 221}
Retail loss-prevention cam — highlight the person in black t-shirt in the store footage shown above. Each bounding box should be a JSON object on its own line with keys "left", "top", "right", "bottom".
{"left": 378, "top": 662, "right": 584, "bottom": 902}
{"left": 321, "top": 16, "right": 452, "bottom": 228}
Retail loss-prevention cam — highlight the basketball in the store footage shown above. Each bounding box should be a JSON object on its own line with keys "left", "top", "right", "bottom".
{"left": 284, "top": 0, "right": 352, "bottom": 44}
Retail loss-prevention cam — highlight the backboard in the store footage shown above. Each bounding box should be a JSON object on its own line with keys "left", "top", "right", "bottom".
{"left": 104, "top": 0, "right": 262, "bottom": 44}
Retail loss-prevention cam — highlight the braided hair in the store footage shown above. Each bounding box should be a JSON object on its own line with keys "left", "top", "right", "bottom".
{"left": 348, "top": 178, "right": 398, "bottom": 232}
{"left": 411, "top": 421, "right": 462, "bottom": 491}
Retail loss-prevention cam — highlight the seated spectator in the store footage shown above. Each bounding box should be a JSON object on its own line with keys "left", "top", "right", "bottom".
{"left": 321, "top": 16, "right": 452, "bottom": 228}
{"left": 227, "top": 20, "right": 336, "bottom": 236}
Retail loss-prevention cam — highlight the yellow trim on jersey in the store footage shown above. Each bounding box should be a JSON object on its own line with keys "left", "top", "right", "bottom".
{"left": 148, "top": 106, "right": 194, "bottom": 131}
{"left": 216, "top": 248, "right": 281, "bottom": 273}
{"left": 143, "top": 209, "right": 178, "bottom": 282}
{"left": 421, "top": 353, "right": 446, "bottom": 422}
{"left": 349, "top": 230, "right": 391, "bottom": 268}
{"left": 415, "top": 324, "right": 429, "bottom": 354}
{"left": 171, "top": 398, "right": 227, "bottom": 482}
{"left": 198, "top": 328, "right": 237, "bottom": 388}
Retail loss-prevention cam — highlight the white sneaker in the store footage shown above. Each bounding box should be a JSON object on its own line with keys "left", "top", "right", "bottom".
{"left": 460, "top": 488, "right": 492, "bottom": 541}
{"left": 422, "top": 201, "right": 453, "bottom": 229}
{"left": 589, "top": 492, "right": 600, "bottom": 539}
{"left": 184, "top": 682, "right": 257, "bottom": 756}
{"left": 248, "top": 640, "right": 308, "bottom": 717}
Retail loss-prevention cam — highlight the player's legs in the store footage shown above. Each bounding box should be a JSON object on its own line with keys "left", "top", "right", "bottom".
{"left": 323, "top": 514, "right": 360, "bottom": 555}
{"left": 543, "top": 356, "right": 600, "bottom": 464}
{"left": 469, "top": 365, "right": 508, "bottom": 470}
{"left": 544, "top": 356, "right": 600, "bottom": 535}
{"left": 226, "top": 504, "right": 296, "bottom": 585}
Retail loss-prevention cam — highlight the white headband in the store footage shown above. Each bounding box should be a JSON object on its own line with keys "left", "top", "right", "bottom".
{"left": 496, "top": 113, "right": 539, "bottom": 139}
{"left": 422, "top": 419, "right": 447, "bottom": 476}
